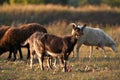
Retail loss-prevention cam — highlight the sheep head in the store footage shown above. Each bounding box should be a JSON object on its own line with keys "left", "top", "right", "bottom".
{"left": 71, "top": 23, "right": 86, "bottom": 37}
{"left": 111, "top": 42, "right": 118, "bottom": 53}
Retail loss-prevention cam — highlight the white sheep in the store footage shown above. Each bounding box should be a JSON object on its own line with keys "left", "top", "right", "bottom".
{"left": 71, "top": 23, "right": 118, "bottom": 58}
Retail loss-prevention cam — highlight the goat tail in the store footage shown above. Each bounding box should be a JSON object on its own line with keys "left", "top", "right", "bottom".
{"left": 21, "top": 39, "right": 29, "bottom": 47}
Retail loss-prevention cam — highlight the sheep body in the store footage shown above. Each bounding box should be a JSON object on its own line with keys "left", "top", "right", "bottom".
{"left": 0, "top": 26, "right": 17, "bottom": 60}
{"left": 0, "top": 26, "right": 23, "bottom": 60}
{"left": 26, "top": 25, "right": 85, "bottom": 72}
{"left": 0, "top": 26, "right": 10, "bottom": 39}
{"left": 29, "top": 32, "right": 78, "bottom": 72}
{"left": 72, "top": 24, "right": 117, "bottom": 58}
{"left": 0, "top": 23, "right": 47, "bottom": 61}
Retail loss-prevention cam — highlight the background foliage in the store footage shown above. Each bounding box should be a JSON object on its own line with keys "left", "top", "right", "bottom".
{"left": 0, "top": 4, "right": 120, "bottom": 26}
{"left": 0, "top": 0, "right": 120, "bottom": 7}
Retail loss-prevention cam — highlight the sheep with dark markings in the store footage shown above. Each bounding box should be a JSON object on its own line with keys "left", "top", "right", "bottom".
{"left": 26, "top": 24, "right": 86, "bottom": 72}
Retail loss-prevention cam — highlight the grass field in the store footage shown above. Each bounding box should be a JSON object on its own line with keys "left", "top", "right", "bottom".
{"left": 0, "top": 4, "right": 120, "bottom": 80}
{"left": 0, "top": 22, "right": 120, "bottom": 80}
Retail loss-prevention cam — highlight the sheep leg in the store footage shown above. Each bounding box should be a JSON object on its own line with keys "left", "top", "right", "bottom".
{"left": 26, "top": 44, "right": 30, "bottom": 60}
{"left": 101, "top": 47, "right": 107, "bottom": 58}
{"left": 59, "top": 56, "right": 64, "bottom": 69}
{"left": 7, "top": 51, "right": 12, "bottom": 60}
{"left": 18, "top": 47, "right": 23, "bottom": 60}
{"left": 47, "top": 55, "right": 52, "bottom": 70}
{"left": 75, "top": 43, "right": 82, "bottom": 59}
{"left": 37, "top": 53, "right": 44, "bottom": 70}
{"left": 53, "top": 57, "right": 57, "bottom": 67}
{"left": 30, "top": 52, "right": 33, "bottom": 68}
{"left": 30, "top": 50, "right": 36, "bottom": 68}
{"left": 89, "top": 46, "right": 93, "bottom": 58}
{"left": 62, "top": 53, "right": 68, "bottom": 72}
{"left": 60, "top": 58, "right": 66, "bottom": 72}
{"left": 63, "top": 60, "right": 67, "bottom": 72}
{"left": 13, "top": 49, "right": 17, "bottom": 61}
{"left": 7, "top": 48, "right": 21, "bottom": 61}
{"left": 72, "top": 51, "right": 74, "bottom": 58}
{"left": 56, "top": 57, "right": 66, "bottom": 72}
{"left": 36, "top": 49, "right": 44, "bottom": 70}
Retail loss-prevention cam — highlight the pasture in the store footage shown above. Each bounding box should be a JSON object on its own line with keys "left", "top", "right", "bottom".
{"left": 0, "top": 5, "right": 120, "bottom": 80}
{"left": 0, "top": 22, "right": 120, "bottom": 80}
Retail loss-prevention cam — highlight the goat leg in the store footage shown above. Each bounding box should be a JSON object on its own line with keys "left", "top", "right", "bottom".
{"left": 62, "top": 60, "right": 67, "bottom": 72}
{"left": 47, "top": 56, "right": 53, "bottom": 70}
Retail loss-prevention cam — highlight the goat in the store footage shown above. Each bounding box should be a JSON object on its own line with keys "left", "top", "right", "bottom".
{"left": 71, "top": 23, "right": 118, "bottom": 58}
{"left": 26, "top": 24, "right": 86, "bottom": 72}
{"left": 0, "top": 23, "right": 47, "bottom": 61}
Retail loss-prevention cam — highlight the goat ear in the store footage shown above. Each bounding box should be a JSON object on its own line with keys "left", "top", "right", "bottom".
{"left": 71, "top": 23, "right": 76, "bottom": 29}
{"left": 81, "top": 24, "right": 86, "bottom": 30}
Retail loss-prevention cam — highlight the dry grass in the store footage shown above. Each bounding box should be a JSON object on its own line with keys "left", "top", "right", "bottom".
{"left": 0, "top": 4, "right": 120, "bottom": 12}
{"left": 0, "top": 4, "right": 120, "bottom": 26}
{"left": 0, "top": 4, "right": 120, "bottom": 80}
{"left": 0, "top": 22, "right": 120, "bottom": 80}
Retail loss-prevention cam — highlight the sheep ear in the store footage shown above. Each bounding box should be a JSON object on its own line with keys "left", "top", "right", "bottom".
{"left": 71, "top": 23, "right": 77, "bottom": 29}
{"left": 81, "top": 24, "right": 86, "bottom": 30}
{"left": 77, "top": 23, "right": 80, "bottom": 27}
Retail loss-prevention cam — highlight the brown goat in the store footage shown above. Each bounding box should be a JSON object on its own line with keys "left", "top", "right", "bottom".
{"left": 27, "top": 24, "right": 86, "bottom": 72}
{"left": 0, "top": 23, "right": 47, "bottom": 61}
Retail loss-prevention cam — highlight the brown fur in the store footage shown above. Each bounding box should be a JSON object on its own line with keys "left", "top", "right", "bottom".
{"left": 0, "top": 26, "right": 10, "bottom": 39}
{"left": 0, "top": 23, "right": 47, "bottom": 61}
{"left": 27, "top": 25, "right": 86, "bottom": 72}
{"left": 0, "top": 26, "right": 16, "bottom": 60}
{"left": 0, "top": 26, "right": 23, "bottom": 60}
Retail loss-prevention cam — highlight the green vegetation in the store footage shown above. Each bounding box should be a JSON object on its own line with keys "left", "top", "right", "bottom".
{"left": 1, "top": 0, "right": 120, "bottom": 7}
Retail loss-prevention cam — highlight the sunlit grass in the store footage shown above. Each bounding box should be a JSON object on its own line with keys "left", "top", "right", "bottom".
{"left": 0, "top": 4, "right": 120, "bottom": 26}
{"left": 0, "top": 4, "right": 120, "bottom": 80}
{"left": 1, "top": 22, "right": 120, "bottom": 80}
{"left": 0, "top": 4, "right": 120, "bottom": 12}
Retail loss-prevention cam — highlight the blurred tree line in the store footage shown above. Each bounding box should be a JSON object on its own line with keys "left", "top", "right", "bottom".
{"left": 0, "top": 0, "right": 120, "bottom": 7}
